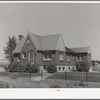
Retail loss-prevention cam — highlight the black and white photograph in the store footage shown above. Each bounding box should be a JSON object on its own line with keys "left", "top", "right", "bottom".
{"left": 0, "top": 2, "right": 100, "bottom": 88}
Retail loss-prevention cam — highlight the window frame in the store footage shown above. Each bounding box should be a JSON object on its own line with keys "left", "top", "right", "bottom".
{"left": 43, "top": 51, "right": 52, "bottom": 61}
{"left": 67, "top": 55, "right": 70, "bottom": 61}
{"left": 22, "top": 52, "right": 26, "bottom": 59}
{"left": 29, "top": 52, "right": 34, "bottom": 63}
{"left": 59, "top": 52, "right": 64, "bottom": 61}
{"left": 27, "top": 38, "right": 30, "bottom": 44}
{"left": 76, "top": 55, "right": 84, "bottom": 61}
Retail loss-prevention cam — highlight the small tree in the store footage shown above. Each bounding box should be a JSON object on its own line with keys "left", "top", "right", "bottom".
{"left": 47, "top": 64, "right": 56, "bottom": 73}
{"left": 4, "top": 36, "right": 17, "bottom": 62}
{"left": 77, "top": 61, "right": 91, "bottom": 72}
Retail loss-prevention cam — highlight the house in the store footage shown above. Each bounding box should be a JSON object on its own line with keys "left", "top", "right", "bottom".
{"left": 13, "top": 31, "right": 92, "bottom": 72}
{"left": 89, "top": 61, "right": 100, "bottom": 72}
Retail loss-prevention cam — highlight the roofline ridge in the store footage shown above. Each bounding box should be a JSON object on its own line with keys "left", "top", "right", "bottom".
{"left": 70, "top": 46, "right": 90, "bottom": 49}
{"left": 41, "top": 33, "right": 61, "bottom": 37}
{"left": 27, "top": 31, "right": 41, "bottom": 37}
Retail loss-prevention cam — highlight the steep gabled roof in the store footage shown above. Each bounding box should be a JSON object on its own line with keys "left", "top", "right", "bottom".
{"left": 13, "top": 32, "right": 63, "bottom": 53}
{"left": 65, "top": 47, "right": 75, "bottom": 54}
{"left": 13, "top": 34, "right": 28, "bottom": 53}
{"left": 70, "top": 47, "right": 91, "bottom": 54}
{"left": 28, "top": 32, "right": 41, "bottom": 50}
{"left": 41, "top": 33, "right": 61, "bottom": 50}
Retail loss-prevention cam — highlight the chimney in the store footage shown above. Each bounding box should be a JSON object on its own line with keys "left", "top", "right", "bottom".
{"left": 19, "top": 35, "right": 23, "bottom": 41}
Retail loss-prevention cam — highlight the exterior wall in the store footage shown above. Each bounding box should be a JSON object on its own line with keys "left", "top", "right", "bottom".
{"left": 14, "top": 34, "right": 92, "bottom": 72}
{"left": 57, "top": 66, "right": 76, "bottom": 72}
{"left": 19, "top": 35, "right": 36, "bottom": 64}
{"left": 75, "top": 53, "right": 92, "bottom": 66}
{"left": 55, "top": 51, "right": 76, "bottom": 66}
{"left": 36, "top": 50, "right": 77, "bottom": 70}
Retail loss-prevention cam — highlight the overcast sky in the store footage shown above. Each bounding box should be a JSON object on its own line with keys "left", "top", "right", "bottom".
{"left": 0, "top": 3, "right": 100, "bottom": 60}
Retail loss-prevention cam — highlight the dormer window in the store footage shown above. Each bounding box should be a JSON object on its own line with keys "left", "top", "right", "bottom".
{"left": 27, "top": 38, "right": 30, "bottom": 44}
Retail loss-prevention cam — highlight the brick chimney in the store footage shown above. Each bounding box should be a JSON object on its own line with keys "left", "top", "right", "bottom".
{"left": 19, "top": 35, "right": 23, "bottom": 41}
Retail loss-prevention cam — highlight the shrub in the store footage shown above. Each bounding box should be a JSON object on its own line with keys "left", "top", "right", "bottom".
{"left": 8, "top": 62, "right": 26, "bottom": 72}
{"left": 30, "top": 63, "right": 40, "bottom": 73}
{"left": 46, "top": 64, "right": 56, "bottom": 73}
{"left": 8, "top": 62, "right": 19, "bottom": 72}
{"left": 24, "top": 63, "right": 31, "bottom": 72}
{"left": 77, "top": 61, "right": 91, "bottom": 72}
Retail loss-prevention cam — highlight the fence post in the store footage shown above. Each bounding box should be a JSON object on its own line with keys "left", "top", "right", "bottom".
{"left": 86, "top": 71, "right": 88, "bottom": 82}
{"left": 65, "top": 71, "right": 67, "bottom": 80}
{"left": 41, "top": 70, "right": 43, "bottom": 79}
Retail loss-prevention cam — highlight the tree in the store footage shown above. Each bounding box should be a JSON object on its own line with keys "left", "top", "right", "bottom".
{"left": 77, "top": 61, "right": 91, "bottom": 72}
{"left": 4, "top": 36, "right": 17, "bottom": 62}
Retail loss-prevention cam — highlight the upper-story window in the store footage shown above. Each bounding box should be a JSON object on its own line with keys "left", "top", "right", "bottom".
{"left": 67, "top": 55, "right": 70, "bottom": 61}
{"left": 76, "top": 55, "right": 84, "bottom": 61}
{"left": 27, "top": 38, "right": 30, "bottom": 44}
{"left": 81, "top": 55, "right": 84, "bottom": 61}
{"left": 88, "top": 55, "right": 91, "bottom": 61}
{"left": 72, "top": 55, "right": 75, "bottom": 60}
{"left": 22, "top": 52, "right": 26, "bottom": 59}
{"left": 43, "top": 51, "right": 52, "bottom": 61}
{"left": 59, "top": 52, "right": 64, "bottom": 60}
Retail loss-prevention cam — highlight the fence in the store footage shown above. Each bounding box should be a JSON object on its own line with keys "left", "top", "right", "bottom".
{"left": 50, "top": 72, "right": 100, "bottom": 82}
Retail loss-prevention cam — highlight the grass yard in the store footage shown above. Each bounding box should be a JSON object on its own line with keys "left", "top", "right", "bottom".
{"left": 0, "top": 76, "right": 100, "bottom": 88}
{"left": 0, "top": 72, "right": 100, "bottom": 88}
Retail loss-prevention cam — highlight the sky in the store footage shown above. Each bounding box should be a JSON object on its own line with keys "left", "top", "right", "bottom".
{"left": 0, "top": 3, "right": 100, "bottom": 60}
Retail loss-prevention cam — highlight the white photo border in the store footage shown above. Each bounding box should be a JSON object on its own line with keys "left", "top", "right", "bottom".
{"left": 0, "top": 1, "right": 100, "bottom": 99}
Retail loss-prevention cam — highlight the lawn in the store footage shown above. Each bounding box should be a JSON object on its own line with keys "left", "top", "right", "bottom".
{"left": 0, "top": 76, "right": 100, "bottom": 88}
{"left": 0, "top": 72, "right": 100, "bottom": 88}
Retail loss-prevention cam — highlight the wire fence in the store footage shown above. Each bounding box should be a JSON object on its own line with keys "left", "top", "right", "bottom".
{"left": 57, "top": 72, "right": 100, "bottom": 82}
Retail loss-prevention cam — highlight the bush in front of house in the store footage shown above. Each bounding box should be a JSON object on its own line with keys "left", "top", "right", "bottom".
{"left": 8, "top": 62, "right": 26, "bottom": 72}
{"left": 30, "top": 63, "right": 40, "bottom": 73}
{"left": 8, "top": 62, "right": 19, "bottom": 72}
{"left": 77, "top": 61, "right": 91, "bottom": 72}
{"left": 46, "top": 64, "right": 56, "bottom": 73}
{"left": 25, "top": 63, "right": 40, "bottom": 73}
{"left": 24, "top": 63, "right": 31, "bottom": 72}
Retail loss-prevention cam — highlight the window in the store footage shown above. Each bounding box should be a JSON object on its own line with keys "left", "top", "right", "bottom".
{"left": 14, "top": 54, "right": 20, "bottom": 62}
{"left": 81, "top": 55, "right": 84, "bottom": 61}
{"left": 43, "top": 51, "right": 52, "bottom": 60}
{"left": 76, "top": 55, "right": 84, "bottom": 61}
{"left": 22, "top": 52, "right": 26, "bottom": 59}
{"left": 59, "top": 67, "right": 61, "bottom": 71}
{"left": 77, "top": 55, "right": 80, "bottom": 61}
{"left": 63, "top": 67, "right": 65, "bottom": 71}
{"left": 59, "top": 52, "right": 64, "bottom": 60}
{"left": 88, "top": 55, "right": 91, "bottom": 61}
{"left": 27, "top": 38, "right": 30, "bottom": 44}
{"left": 68, "top": 67, "right": 70, "bottom": 70}
{"left": 67, "top": 55, "right": 70, "bottom": 61}
{"left": 29, "top": 52, "right": 34, "bottom": 63}
{"left": 72, "top": 55, "right": 75, "bottom": 60}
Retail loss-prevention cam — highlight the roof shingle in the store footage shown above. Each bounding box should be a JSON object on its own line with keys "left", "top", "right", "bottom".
{"left": 70, "top": 47, "right": 90, "bottom": 53}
